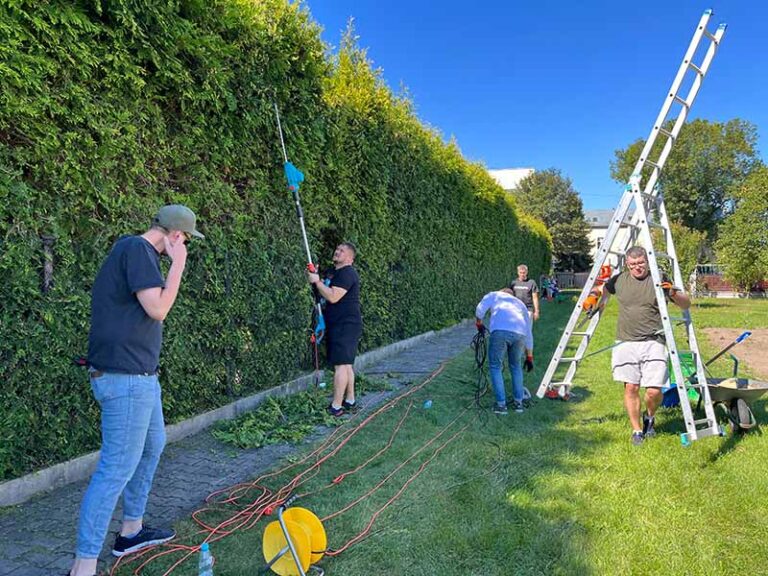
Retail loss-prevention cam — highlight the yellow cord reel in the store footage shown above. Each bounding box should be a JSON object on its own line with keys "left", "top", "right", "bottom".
{"left": 263, "top": 507, "right": 327, "bottom": 575}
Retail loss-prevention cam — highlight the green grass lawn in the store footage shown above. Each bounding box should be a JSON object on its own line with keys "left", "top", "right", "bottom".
{"left": 115, "top": 295, "right": 768, "bottom": 576}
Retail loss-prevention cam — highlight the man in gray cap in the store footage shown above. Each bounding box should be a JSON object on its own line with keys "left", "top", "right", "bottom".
{"left": 69, "top": 205, "right": 203, "bottom": 576}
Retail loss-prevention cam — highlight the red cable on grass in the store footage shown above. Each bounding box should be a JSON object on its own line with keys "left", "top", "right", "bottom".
{"left": 112, "top": 363, "right": 451, "bottom": 575}
{"left": 324, "top": 424, "right": 470, "bottom": 556}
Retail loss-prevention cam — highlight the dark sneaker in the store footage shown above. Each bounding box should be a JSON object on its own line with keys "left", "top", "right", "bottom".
{"left": 631, "top": 431, "right": 644, "bottom": 446}
{"left": 112, "top": 526, "right": 175, "bottom": 557}
{"left": 643, "top": 413, "right": 656, "bottom": 438}
{"left": 511, "top": 400, "right": 524, "bottom": 414}
{"left": 342, "top": 399, "right": 360, "bottom": 413}
{"left": 327, "top": 404, "right": 345, "bottom": 417}
{"left": 493, "top": 403, "right": 508, "bottom": 415}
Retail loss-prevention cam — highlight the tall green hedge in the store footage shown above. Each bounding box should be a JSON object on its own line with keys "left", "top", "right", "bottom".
{"left": 0, "top": 0, "right": 550, "bottom": 481}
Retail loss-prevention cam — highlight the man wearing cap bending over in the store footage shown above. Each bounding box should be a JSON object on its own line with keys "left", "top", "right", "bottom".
{"left": 599, "top": 245, "right": 690, "bottom": 446}
{"left": 69, "top": 205, "right": 203, "bottom": 576}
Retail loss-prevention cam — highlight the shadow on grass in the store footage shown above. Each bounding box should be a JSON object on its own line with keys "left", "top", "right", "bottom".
{"left": 692, "top": 301, "right": 729, "bottom": 309}
{"left": 708, "top": 426, "right": 763, "bottom": 462}
{"left": 655, "top": 397, "right": 767, "bottom": 460}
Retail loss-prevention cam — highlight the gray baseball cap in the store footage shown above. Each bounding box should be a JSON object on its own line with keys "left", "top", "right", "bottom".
{"left": 152, "top": 204, "right": 204, "bottom": 239}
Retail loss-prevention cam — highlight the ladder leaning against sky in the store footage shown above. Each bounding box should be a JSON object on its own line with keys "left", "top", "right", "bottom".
{"left": 535, "top": 9, "right": 727, "bottom": 445}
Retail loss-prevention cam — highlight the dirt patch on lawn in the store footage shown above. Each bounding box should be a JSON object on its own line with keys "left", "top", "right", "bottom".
{"left": 702, "top": 328, "right": 768, "bottom": 379}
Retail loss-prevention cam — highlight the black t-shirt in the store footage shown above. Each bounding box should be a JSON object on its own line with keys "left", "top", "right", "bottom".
{"left": 509, "top": 279, "right": 538, "bottom": 310}
{"left": 88, "top": 236, "right": 165, "bottom": 373}
{"left": 324, "top": 265, "right": 361, "bottom": 326}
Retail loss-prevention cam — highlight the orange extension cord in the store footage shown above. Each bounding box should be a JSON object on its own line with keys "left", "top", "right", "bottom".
{"left": 111, "top": 362, "right": 471, "bottom": 575}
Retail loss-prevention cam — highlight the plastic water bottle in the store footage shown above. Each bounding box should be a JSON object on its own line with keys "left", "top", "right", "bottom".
{"left": 199, "top": 542, "right": 214, "bottom": 576}
{"left": 423, "top": 399, "right": 432, "bottom": 409}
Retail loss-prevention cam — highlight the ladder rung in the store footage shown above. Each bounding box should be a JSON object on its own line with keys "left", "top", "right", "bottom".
{"left": 654, "top": 251, "right": 672, "bottom": 260}
{"left": 658, "top": 126, "right": 675, "bottom": 139}
{"left": 647, "top": 221, "right": 665, "bottom": 229}
{"left": 703, "top": 29, "right": 718, "bottom": 43}
{"left": 688, "top": 61, "right": 704, "bottom": 75}
{"left": 644, "top": 159, "right": 661, "bottom": 170}
{"left": 559, "top": 357, "right": 580, "bottom": 363}
{"left": 673, "top": 94, "right": 690, "bottom": 108}
{"left": 550, "top": 382, "right": 572, "bottom": 388}
{"left": 694, "top": 426, "right": 724, "bottom": 440}
{"left": 693, "top": 418, "right": 715, "bottom": 426}
{"left": 669, "top": 315, "right": 687, "bottom": 322}
{"left": 570, "top": 332, "right": 590, "bottom": 337}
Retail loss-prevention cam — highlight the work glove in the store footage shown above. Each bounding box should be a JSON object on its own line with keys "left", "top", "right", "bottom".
{"left": 524, "top": 354, "right": 534, "bottom": 372}
{"left": 475, "top": 319, "right": 486, "bottom": 334}
{"left": 660, "top": 281, "right": 678, "bottom": 299}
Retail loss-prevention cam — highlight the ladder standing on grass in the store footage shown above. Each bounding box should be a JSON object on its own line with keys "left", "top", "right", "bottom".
{"left": 535, "top": 10, "right": 727, "bottom": 445}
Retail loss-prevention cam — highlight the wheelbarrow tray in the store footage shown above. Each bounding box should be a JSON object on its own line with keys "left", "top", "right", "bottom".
{"left": 707, "top": 378, "right": 768, "bottom": 404}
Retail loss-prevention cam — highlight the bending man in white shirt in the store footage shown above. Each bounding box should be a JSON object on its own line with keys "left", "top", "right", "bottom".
{"left": 475, "top": 288, "right": 534, "bottom": 414}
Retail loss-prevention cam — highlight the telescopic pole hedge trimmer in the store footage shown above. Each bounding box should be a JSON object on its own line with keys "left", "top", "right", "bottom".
{"left": 274, "top": 103, "right": 326, "bottom": 345}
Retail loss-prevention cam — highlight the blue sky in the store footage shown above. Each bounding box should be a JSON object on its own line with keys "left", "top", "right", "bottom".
{"left": 306, "top": 1, "right": 767, "bottom": 211}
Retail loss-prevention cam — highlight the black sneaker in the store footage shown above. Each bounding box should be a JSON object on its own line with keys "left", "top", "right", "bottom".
{"left": 631, "top": 431, "right": 644, "bottom": 446}
{"left": 511, "top": 400, "right": 524, "bottom": 414}
{"left": 493, "top": 403, "right": 508, "bottom": 415}
{"left": 643, "top": 413, "right": 656, "bottom": 438}
{"left": 327, "top": 403, "right": 345, "bottom": 417}
{"left": 112, "top": 526, "right": 175, "bottom": 557}
{"left": 342, "top": 399, "right": 360, "bottom": 413}
{"left": 522, "top": 388, "right": 532, "bottom": 408}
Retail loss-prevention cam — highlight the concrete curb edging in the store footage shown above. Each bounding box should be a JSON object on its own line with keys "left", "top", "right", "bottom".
{"left": 0, "top": 320, "right": 471, "bottom": 507}
{"left": 0, "top": 371, "right": 321, "bottom": 508}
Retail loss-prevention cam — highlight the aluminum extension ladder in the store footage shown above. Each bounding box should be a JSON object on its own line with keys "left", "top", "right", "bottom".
{"left": 535, "top": 10, "right": 727, "bottom": 445}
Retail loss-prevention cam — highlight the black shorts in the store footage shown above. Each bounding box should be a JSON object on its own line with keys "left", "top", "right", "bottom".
{"left": 326, "top": 323, "right": 362, "bottom": 367}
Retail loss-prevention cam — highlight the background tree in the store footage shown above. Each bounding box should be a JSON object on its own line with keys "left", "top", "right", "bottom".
{"left": 715, "top": 165, "right": 768, "bottom": 292}
{"left": 514, "top": 169, "right": 593, "bottom": 272}
{"left": 610, "top": 119, "right": 760, "bottom": 235}
{"left": 652, "top": 222, "right": 707, "bottom": 285}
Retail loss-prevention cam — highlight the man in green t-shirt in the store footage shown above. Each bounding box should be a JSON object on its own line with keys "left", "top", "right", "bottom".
{"left": 600, "top": 246, "right": 690, "bottom": 446}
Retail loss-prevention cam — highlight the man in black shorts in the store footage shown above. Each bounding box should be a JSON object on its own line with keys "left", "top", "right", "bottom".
{"left": 307, "top": 242, "right": 362, "bottom": 416}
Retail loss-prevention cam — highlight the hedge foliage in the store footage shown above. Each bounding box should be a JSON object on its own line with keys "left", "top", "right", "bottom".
{"left": 0, "top": 0, "right": 550, "bottom": 480}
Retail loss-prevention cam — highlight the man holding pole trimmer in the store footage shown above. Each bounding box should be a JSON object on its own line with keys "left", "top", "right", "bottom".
{"left": 599, "top": 246, "right": 690, "bottom": 446}
{"left": 307, "top": 242, "right": 362, "bottom": 417}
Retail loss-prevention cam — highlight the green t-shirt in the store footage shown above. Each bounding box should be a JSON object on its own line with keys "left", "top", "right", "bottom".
{"left": 605, "top": 271, "right": 669, "bottom": 342}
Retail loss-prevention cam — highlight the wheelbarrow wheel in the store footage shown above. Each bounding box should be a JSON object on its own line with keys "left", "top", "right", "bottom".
{"left": 729, "top": 398, "right": 755, "bottom": 433}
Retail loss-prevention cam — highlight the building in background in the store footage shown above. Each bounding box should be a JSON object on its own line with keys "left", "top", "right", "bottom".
{"left": 488, "top": 168, "right": 535, "bottom": 192}
{"left": 584, "top": 209, "right": 633, "bottom": 268}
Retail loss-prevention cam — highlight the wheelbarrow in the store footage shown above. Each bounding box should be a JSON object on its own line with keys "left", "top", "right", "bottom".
{"left": 663, "top": 331, "right": 768, "bottom": 433}
{"left": 705, "top": 376, "right": 768, "bottom": 433}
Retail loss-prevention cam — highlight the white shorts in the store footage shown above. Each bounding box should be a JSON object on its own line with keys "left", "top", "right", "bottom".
{"left": 611, "top": 340, "right": 668, "bottom": 388}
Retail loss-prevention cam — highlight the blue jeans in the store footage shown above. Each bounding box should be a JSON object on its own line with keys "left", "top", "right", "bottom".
{"left": 488, "top": 330, "right": 526, "bottom": 406}
{"left": 76, "top": 373, "right": 166, "bottom": 558}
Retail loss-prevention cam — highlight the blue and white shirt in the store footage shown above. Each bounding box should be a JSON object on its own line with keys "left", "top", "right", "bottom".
{"left": 475, "top": 291, "right": 533, "bottom": 350}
